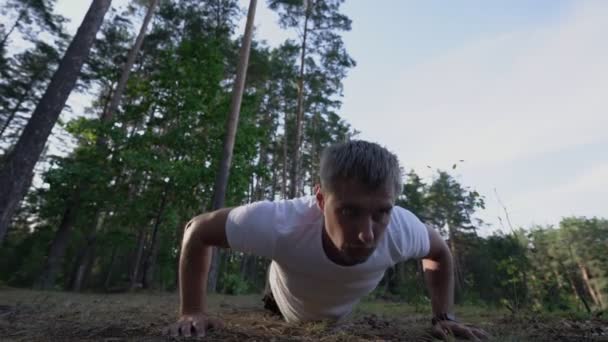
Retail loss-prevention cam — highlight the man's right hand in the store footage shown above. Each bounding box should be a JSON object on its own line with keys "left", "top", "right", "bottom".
{"left": 165, "top": 312, "right": 225, "bottom": 338}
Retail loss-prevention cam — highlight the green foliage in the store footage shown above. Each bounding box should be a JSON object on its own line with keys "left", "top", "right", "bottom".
{"left": 0, "top": 40, "right": 61, "bottom": 150}
{"left": 391, "top": 171, "right": 607, "bottom": 314}
{"left": 3, "top": 0, "right": 350, "bottom": 292}
{"left": 221, "top": 273, "right": 250, "bottom": 295}
{"left": 1, "top": 0, "right": 67, "bottom": 45}
{"left": 0, "top": 0, "right": 68, "bottom": 151}
{"left": 1, "top": 1, "right": 605, "bottom": 321}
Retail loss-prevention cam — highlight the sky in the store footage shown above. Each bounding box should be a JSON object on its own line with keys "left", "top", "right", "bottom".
{"left": 50, "top": 0, "right": 607, "bottom": 235}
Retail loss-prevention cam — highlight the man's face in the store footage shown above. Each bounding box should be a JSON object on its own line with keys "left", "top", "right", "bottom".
{"left": 316, "top": 178, "right": 395, "bottom": 265}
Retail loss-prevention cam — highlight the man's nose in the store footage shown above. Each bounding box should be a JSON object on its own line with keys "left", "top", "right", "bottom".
{"left": 358, "top": 218, "right": 374, "bottom": 245}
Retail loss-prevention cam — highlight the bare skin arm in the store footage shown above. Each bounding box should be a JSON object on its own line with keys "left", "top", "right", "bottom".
{"left": 165, "top": 208, "right": 232, "bottom": 337}
{"left": 422, "top": 225, "right": 489, "bottom": 341}
{"left": 422, "top": 225, "right": 454, "bottom": 317}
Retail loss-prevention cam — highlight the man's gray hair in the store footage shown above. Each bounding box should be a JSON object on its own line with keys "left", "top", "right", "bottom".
{"left": 319, "top": 140, "right": 402, "bottom": 196}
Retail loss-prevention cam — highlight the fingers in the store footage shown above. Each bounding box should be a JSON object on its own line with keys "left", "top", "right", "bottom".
{"left": 182, "top": 322, "right": 192, "bottom": 338}
{"left": 164, "top": 320, "right": 200, "bottom": 338}
{"left": 164, "top": 316, "right": 225, "bottom": 338}
{"left": 471, "top": 327, "right": 491, "bottom": 340}
{"left": 441, "top": 322, "right": 482, "bottom": 341}
{"left": 431, "top": 324, "right": 449, "bottom": 341}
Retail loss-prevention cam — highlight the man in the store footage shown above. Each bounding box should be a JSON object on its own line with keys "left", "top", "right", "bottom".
{"left": 166, "top": 140, "right": 489, "bottom": 340}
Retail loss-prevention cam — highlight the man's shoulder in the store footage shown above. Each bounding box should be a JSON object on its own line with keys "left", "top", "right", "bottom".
{"left": 386, "top": 206, "right": 428, "bottom": 241}
{"left": 384, "top": 206, "right": 430, "bottom": 261}
{"left": 275, "top": 195, "right": 322, "bottom": 227}
{"left": 233, "top": 196, "right": 321, "bottom": 229}
{"left": 389, "top": 206, "right": 421, "bottom": 227}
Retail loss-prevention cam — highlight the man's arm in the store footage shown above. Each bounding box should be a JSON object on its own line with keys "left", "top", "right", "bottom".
{"left": 179, "top": 208, "right": 231, "bottom": 315}
{"left": 421, "top": 224, "right": 454, "bottom": 317}
{"left": 166, "top": 208, "right": 231, "bottom": 337}
{"left": 421, "top": 224, "right": 488, "bottom": 341}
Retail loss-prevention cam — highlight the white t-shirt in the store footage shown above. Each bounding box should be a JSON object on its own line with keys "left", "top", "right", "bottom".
{"left": 225, "top": 196, "right": 430, "bottom": 323}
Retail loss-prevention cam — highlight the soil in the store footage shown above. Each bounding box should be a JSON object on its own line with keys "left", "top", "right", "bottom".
{"left": 0, "top": 288, "right": 606, "bottom": 341}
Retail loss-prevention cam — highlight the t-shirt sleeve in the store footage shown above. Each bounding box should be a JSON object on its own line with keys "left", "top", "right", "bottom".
{"left": 225, "top": 200, "right": 281, "bottom": 259}
{"left": 389, "top": 207, "right": 431, "bottom": 262}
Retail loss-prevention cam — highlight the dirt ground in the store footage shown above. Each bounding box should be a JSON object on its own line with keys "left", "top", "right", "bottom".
{"left": 0, "top": 287, "right": 606, "bottom": 341}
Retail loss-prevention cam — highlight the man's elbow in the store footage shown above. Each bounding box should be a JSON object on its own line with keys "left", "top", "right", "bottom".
{"left": 183, "top": 209, "right": 231, "bottom": 248}
{"left": 422, "top": 225, "right": 453, "bottom": 268}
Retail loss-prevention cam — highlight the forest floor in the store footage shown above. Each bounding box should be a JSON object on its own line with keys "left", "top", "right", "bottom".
{"left": 0, "top": 287, "right": 606, "bottom": 341}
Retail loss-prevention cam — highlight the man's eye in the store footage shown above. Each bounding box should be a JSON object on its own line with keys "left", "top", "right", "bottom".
{"left": 373, "top": 209, "right": 391, "bottom": 221}
{"left": 341, "top": 208, "right": 355, "bottom": 216}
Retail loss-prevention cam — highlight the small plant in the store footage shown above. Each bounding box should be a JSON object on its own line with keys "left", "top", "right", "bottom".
{"left": 221, "top": 274, "right": 250, "bottom": 295}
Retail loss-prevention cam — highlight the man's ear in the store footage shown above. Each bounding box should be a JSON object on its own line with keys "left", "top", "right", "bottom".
{"left": 314, "top": 184, "right": 325, "bottom": 210}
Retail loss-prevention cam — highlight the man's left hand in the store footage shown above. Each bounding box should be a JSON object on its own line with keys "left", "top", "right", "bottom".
{"left": 431, "top": 320, "right": 490, "bottom": 341}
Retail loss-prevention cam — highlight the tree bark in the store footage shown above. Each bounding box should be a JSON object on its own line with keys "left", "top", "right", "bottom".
{"left": 69, "top": 212, "right": 105, "bottom": 291}
{"left": 271, "top": 155, "right": 278, "bottom": 200}
{"left": 310, "top": 111, "right": 320, "bottom": 192}
{"left": 129, "top": 227, "right": 148, "bottom": 290}
{"left": 560, "top": 259, "right": 591, "bottom": 314}
{"left": 207, "top": 0, "right": 257, "bottom": 293}
{"left": 142, "top": 186, "right": 169, "bottom": 289}
{"left": 70, "top": 236, "right": 96, "bottom": 291}
{"left": 101, "top": 0, "right": 158, "bottom": 124}
{"left": 254, "top": 133, "right": 270, "bottom": 200}
{"left": 578, "top": 262, "right": 601, "bottom": 308}
{"left": 0, "top": 0, "right": 112, "bottom": 245}
{"left": 281, "top": 133, "right": 288, "bottom": 199}
{"left": 288, "top": 1, "right": 311, "bottom": 199}
{"left": 103, "top": 245, "right": 118, "bottom": 291}
{"left": 447, "top": 225, "right": 463, "bottom": 294}
{"left": 36, "top": 196, "right": 81, "bottom": 289}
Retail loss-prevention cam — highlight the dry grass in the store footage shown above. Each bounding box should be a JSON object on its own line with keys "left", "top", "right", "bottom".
{"left": 0, "top": 287, "right": 606, "bottom": 341}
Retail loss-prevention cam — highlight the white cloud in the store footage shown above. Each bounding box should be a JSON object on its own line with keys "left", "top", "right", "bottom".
{"left": 507, "top": 161, "right": 608, "bottom": 227}
{"left": 350, "top": 1, "right": 608, "bottom": 170}
{"left": 341, "top": 1, "right": 608, "bottom": 231}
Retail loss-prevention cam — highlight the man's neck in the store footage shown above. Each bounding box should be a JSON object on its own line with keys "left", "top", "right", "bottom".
{"left": 321, "top": 226, "right": 357, "bottom": 267}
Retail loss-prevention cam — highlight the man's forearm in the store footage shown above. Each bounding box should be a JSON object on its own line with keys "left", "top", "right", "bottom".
{"left": 179, "top": 221, "right": 212, "bottom": 315}
{"left": 422, "top": 250, "right": 454, "bottom": 316}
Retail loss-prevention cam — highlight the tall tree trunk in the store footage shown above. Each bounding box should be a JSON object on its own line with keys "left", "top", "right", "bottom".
{"left": 447, "top": 225, "right": 463, "bottom": 294}
{"left": 254, "top": 133, "right": 270, "bottom": 200}
{"left": 70, "top": 236, "right": 96, "bottom": 291}
{"left": 174, "top": 216, "right": 188, "bottom": 290}
{"left": 101, "top": 0, "right": 158, "bottom": 124}
{"left": 0, "top": 0, "right": 112, "bottom": 245}
{"left": 69, "top": 212, "right": 105, "bottom": 291}
{"left": 246, "top": 256, "right": 258, "bottom": 286}
{"left": 129, "top": 227, "right": 148, "bottom": 290}
{"left": 281, "top": 133, "right": 288, "bottom": 199}
{"left": 560, "top": 259, "right": 592, "bottom": 314}
{"left": 103, "top": 245, "right": 118, "bottom": 291}
{"left": 553, "top": 269, "right": 565, "bottom": 289}
{"left": 271, "top": 153, "right": 278, "bottom": 200}
{"left": 207, "top": 0, "right": 257, "bottom": 293}
{"left": 565, "top": 246, "right": 592, "bottom": 313}
{"left": 142, "top": 187, "right": 169, "bottom": 289}
{"left": 36, "top": 197, "right": 81, "bottom": 289}
{"left": 310, "top": 111, "right": 320, "bottom": 193}
{"left": 288, "top": 2, "right": 311, "bottom": 198}
{"left": 240, "top": 254, "right": 250, "bottom": 279}
{"left": 578, "top": 262, "right": 601, "bottom": 308}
